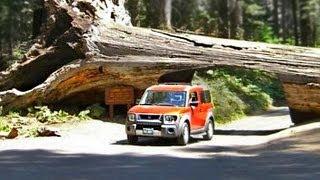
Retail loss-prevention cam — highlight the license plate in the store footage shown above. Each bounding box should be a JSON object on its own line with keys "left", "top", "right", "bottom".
{"left": 143, "top": 128, "right": 154, "bottom": 135}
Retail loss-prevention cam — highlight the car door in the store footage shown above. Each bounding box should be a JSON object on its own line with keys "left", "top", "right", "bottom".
{"left": 199, "top": 90, "right": 211, "bottom": 128}
{"left": 189, "top": 91, "right": 202, "bottom": 130}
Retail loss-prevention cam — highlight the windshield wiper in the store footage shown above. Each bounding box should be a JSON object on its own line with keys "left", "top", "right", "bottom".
{"left": 140, "top": 103, "right": 153, "bottom": 105}
{"left": 155, "top": 103, "right": 175, "bottom": 106}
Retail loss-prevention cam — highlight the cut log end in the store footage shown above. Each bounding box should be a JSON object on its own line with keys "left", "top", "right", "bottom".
{"left": 283, "top": 83, "right": 320, "bottom": 124}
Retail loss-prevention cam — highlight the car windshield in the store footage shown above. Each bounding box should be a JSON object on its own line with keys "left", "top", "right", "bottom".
{"left": 140, "top": 90, "right": 187, "bottom": 107}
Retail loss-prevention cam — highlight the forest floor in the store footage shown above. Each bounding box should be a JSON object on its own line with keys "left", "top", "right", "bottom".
{"left": 1, "top": 107, "right": 320, "bottom": 179}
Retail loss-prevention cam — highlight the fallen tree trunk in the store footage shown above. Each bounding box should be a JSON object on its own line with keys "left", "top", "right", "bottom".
{"left": 0, "top": 0, "right": 319, "bottom": 123}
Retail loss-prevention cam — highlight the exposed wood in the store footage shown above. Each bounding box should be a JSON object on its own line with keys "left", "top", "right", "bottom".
{"left": 283, "top": 83, "right": 320, "bottom": 123}
{"left": 105, "top": 86, "right": 134, "bottom": 105}
{"left": 105, "top": 86, "right": 134, "bottom": 119}
{"left": 0, "top": 0, "right": 319, "bottom": 123}
{"left": 109, "top": 105, "right": 114, "bottom": 120}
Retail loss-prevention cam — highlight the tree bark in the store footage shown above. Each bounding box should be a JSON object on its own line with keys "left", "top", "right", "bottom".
{"left": 0, "top": 0, "right": 319, "bottom": 123}
{"left": 230, "top": 0, "right": 242, "bottom": 39}
{"left": 164, "top": 0, "right": 173, "bottom": 29}
{"left": 280, "top": 0, "right": 288, "bottom": 43}
{"left": 292, "top": 0, "right": 299, "bottom": 45}
{"left": 300, "top": 0, "right": 314, "bottom": 46}
{"left": 273, "top": 0, "right": 279, "bottom": 37}
{"left": 125, "top": 0, "right": 139, "bottom": 26}
{"left": 0, "top": 39, "right": 3, "bottom": 70}
{"left": 217, "top": 0, "right": 229, "bottom": 38}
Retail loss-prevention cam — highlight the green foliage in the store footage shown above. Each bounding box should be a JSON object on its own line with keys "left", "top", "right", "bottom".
{"left": 0, "top": 117, "right": 11, "bottom": 132}
{"left": 31, "top": 106, "right": 69, "bottom": 123}
{"left": 195, "top": 67, "right": 284, "bottom": 124}
{"left": 27, "top": 106, "right": 91, "bottom": 123}
{"left": 0, "top": 106, "right": 91, "bottom": 137}
{"left": 256, "top": 25, "right": 280, "bottom": 44}
{"left": 86, "top": 104, "right": 106, "bottom": 119}
{"left": 215, "top": 67, "right": 285, "bottom": 102}
{"left": 78, "top": 110, "right": 91, "bottom": 121}
{"left": 0, "top": 0, "right": 40, "bottom": 69}
{"left": 7, "top": 111, "right": 22, "bottom": 119}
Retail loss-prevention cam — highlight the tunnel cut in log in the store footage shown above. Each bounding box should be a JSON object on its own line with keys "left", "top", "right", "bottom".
{"left": 0, "top": 0, "right": 319, "bottom": 124}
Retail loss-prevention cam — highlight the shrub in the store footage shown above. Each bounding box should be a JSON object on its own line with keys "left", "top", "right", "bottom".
{"left": 30, "top": 106, "right": 90, "bottom": 124}
{"left": 86, "top": 104, "right": 106, "bottom": 119}
{"left": 78, "top": 110, "right": 91, "bottom": 121}
{"left": 195, "top": 67, "right": 284, "bottom": 124}
{"left": 0, "top": 118, "right": 11, "bottom": 132}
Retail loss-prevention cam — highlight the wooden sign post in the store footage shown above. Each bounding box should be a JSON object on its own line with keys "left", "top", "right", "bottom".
{"left": 105, "top": 86, "right": 134, "bottom": 120}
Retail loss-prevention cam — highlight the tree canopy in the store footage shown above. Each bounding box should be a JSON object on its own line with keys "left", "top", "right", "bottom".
{"left": 126, "top": 0, "right": 320, "bottom": 46}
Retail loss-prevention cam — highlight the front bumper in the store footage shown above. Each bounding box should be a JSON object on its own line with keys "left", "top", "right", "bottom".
{"left": 126, "top": 123, "right": 179, "bottom": 138}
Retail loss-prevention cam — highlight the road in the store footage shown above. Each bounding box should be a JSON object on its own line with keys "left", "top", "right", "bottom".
{"left": 0, "top": 107, "right": 319, "bottom": 180}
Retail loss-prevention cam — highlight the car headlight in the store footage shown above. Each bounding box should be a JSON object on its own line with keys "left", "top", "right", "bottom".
{"left": 164, "top": 115, "right": 178, "bottom": 123}
{"left": 128, "top": 114, "right": 136, "bottom": 122}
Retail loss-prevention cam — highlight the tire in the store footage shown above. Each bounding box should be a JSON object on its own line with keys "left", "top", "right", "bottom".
{"left": 177, "top": 122, "right": 190, "bottom": 146}
{"left": 203, "top": 119, "right": 214, "bottom": 140}
{"left": 127, "top": 135, "right": 138, "bottom": 145}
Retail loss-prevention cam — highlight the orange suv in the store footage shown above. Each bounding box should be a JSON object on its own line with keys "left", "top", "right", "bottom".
{"left": 126, "top": 84, "right": 215, "bottom": 145}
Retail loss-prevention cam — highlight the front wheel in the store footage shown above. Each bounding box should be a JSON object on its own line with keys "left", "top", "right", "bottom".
{"left": 127, "top": 135, "right": 138, "bottom": 145}
{"left": 177, "top": 122, "right": 190, "bottom": 146}
{"left": 203, "top": 119, "right": 214, "bottom": 140}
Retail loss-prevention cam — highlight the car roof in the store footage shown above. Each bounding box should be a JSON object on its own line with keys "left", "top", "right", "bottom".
{"left": 148, "top": 84, "right": 208, "bottom": 91}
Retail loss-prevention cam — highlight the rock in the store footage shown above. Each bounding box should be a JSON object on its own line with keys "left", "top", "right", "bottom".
{"left": 37, "top": 127, "right": 61, "bottom": 137}
{"left": 6, "top": 128, "right": 19, "bottom": 139}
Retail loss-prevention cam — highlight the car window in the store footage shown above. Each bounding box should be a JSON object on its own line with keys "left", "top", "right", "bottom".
{"left": 189, "top": 92, "right": 198, "bottom": 102}
{"left": 204, "top": 90, "right": 211, "bottom": 103}
{"left": 142, "top": 90, "right": 187, "bottom": 107}
{"left": 200, "top": 91, "right": 205, "bottom": 103}
{"left": 200, "top": 90, "right": 211, "bottom": 103}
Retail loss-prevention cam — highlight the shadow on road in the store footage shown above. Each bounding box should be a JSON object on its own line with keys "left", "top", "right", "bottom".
{"left": 214, "top": 128, "right": 287, "bottom": 136}
{"left": 113, "top": 128, "right": 287, "bottom": 146}
{"left": 260, "top": 107, "right": 290, "bottom": 117}
{"left": 113, "top": 137, "right": 200, "bottom": 146}
{"left": 113, "top": 128, "right": 289, "bottom": 146}
{"left": 1, "top": 142, "right": 319, "bottom": 180}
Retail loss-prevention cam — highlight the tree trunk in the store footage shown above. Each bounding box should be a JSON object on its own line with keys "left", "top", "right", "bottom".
{"left": 230, "top": 0, "right": 242, "bottom": 39}
{"left": 0, "top": 39, "right": 2, "bottom": 60}
{"left": 217, "top": 0, "right": 229, "bottom": 38}
{"left": 292, "top": 0, "right": 299, "bottom": 45}
{"left": 164, "top": 0, "right": 173, "bottom": 30}
{"left": 273, "top": 0, "right": 279, "bottom": 37}
{"left": 312, "top": 21, "right": 317, "bottom": 46}
{"left": 280, "top": 0, "right": 288, "bottom": 43}
{"left": 158, "top": 0, "right": 172, "bottom": 30}
{"left": 0, "top": 0, "right": 319, "bottom": 124}
{"left": 0, "top": 39, "right": 3, "bottom": 70}
{"left": 300, "top": 0, "right": 313, "bottom": 46}
{"left": 125, "top": 0, "right": 140, "bottom": 26}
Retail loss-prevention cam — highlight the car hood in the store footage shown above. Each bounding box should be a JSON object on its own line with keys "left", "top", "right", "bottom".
{"left": 128, "top": 105, "right": 188, "bottom": 115}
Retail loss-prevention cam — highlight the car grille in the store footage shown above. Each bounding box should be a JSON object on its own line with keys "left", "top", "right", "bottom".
{"left": 136, "top": 124, "right": 162, "bottom": 131}
{"left": 136, "top": 121, "right": 162, "bottom": 126}
{"left": 136, "top": 114, "right": 162, "bottom": 130}
{"left": 138, "top": 114, "right": 161, "bottom": 121}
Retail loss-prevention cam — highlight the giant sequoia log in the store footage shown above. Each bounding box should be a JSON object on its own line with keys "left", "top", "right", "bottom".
{"left": 0, "top": 0, "right": 319, "bottom": 123}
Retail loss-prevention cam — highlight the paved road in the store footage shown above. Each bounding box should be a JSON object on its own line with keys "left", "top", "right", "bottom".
{"left": 0, "top": 107, "right": 319, "bottom": 180}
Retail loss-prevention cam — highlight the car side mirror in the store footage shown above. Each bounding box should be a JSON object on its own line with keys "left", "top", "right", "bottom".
{"left": 135, "top": 98, "right": 141, "bottom": 105}
{"left": 189, "top": 101, "right": 199, "bottom": 107}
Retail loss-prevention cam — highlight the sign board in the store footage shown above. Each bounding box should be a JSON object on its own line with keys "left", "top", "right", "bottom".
{"left": 105, "top": 86, "right": 134, "bottom": 105}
